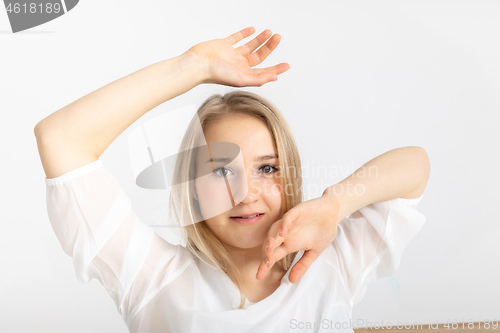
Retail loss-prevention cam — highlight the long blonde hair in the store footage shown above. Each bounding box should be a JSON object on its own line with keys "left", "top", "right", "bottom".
{"left": 168, "top": 90, "right": 303, "bottom": 309}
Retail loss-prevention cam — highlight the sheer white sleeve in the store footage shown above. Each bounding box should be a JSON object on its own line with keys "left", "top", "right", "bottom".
{"left": 332, "top": 196, "right": 426, "bottom": 305}
{"left": 44, "top": 159, "right": 180, "bottom": 322}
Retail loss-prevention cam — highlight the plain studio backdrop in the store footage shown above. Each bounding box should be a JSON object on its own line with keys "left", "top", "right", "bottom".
{"left": 1, "top": 0, "right": 499, "bottom": 331}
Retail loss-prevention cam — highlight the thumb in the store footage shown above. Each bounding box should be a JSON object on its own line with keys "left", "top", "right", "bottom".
{"left": 288, "top": 250, "right": 319, "bottom": 284}
{"left": 242, "top": 72, "right": 277, "bottom": 87}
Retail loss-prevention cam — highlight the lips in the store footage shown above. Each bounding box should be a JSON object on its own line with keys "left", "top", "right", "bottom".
{"left": 230, "top": 213, "right": 264, "bottom": 225}
{"left": 230, "top": 212, "right": 263, "bottom": 218}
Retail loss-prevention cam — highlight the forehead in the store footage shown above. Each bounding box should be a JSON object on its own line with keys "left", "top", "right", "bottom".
{"left": 203, "top": 114, "right": 276, "bottom": 154}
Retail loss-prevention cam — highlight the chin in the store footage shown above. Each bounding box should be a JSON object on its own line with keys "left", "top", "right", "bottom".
{"left": 208, "top": 221, "right": 271, "bottom": 250}
{"left": 228, "top": 233, "right": 265, "bottom": 250}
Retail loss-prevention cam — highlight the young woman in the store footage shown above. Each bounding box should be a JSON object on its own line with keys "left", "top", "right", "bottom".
{"left": 35, "top": 27, "right": 430, "bottom": 332}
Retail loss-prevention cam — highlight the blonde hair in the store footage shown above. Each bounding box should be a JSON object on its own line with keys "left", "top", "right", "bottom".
{"left": 168, "top": 90, "right": 303, "bottom": 309}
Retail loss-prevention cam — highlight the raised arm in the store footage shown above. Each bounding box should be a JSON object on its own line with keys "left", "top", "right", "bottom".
{"left": 322, "top": 146, "right": 431, "bottom": 221}
{"left": 34, "top": 27, "right": 290, "bottom": 179}
{"left": 258, "top": 146, "right": 430, "bottom": 282}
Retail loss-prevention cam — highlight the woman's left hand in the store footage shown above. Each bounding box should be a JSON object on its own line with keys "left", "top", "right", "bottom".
{"left": 256, "top": 194, "right": 341, "bottom": 283}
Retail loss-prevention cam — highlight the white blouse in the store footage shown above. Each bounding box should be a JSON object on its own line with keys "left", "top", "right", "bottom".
{"left": 44, "top": 159, "right": 426, "bottom": 333}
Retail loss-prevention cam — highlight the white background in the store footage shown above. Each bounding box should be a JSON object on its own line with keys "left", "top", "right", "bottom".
{"left": 1, "top": 0, "right": 499, "bottom": 332}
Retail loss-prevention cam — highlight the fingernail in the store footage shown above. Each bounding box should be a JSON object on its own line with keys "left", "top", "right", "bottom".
{"left": 265, "top": 245, "right": 269, "bottom": 251}
{"left": 266, "top": 260, "right": 271, "bottom": 268}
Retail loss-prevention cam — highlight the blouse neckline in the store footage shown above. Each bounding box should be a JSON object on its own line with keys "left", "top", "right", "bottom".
{"left": 239, "top": 249, "right": 305, "bottom": 309}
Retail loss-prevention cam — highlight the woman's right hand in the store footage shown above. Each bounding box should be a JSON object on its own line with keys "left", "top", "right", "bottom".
{"left": 186, "top": 27, "right": 290, "bottom": 87}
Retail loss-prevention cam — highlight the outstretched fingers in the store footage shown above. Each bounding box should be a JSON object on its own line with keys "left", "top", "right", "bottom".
{"left": 264, "top": 218, "right": 286, "bottom": 255}
{"left": 225, "top": 26, "right": 256, "bottom": 45}
{"left": 250, "top": 63, "right": 291, "bottom": 82}
{"left": 246, "top": 34, "right": 283, "bottom": 68}
{"left": 236, "top": 29, "right": 272, "bottom": 56}
{"left": 256, "top": 220, "right": 284, "bottom": 279}
{"left": 257, "top": 244, "right": 289, "bottom": 280}
{"left": 256, "top": 208, "right": 302, "bottom": 279}
{"left": 278, "top": 205, "right": 299, "bottom": 237}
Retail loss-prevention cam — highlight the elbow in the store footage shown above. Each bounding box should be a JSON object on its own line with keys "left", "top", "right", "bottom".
{"left": 402, "top": 146, "right": 431, "bottom": 199}
{"left": 34, "top": 122, "right": 45, "bottom": 145}
{"left": 34, "top": 121, "right": 48, "bottom": 139}
{"left": 419, "top": 148, "right": 430, "bottom": 197}
{"left": 404, "top": 146, "right": 430, "bottom": 173}
{"left": 34, "top": 121, "right": 58, "bottom": 154}
{"left": 34, "top": 120, "right": 56, "bottom": 144}
{"left": 415, "top": 146, "right": 431, "bottom": 182}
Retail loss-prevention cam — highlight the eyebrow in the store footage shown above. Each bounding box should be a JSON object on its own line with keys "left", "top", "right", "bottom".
{"left": 256, "top": 153, "right": 279, "bottom": 162}
{"left": 205, "top": 153, "right": 278, "bottom": 164}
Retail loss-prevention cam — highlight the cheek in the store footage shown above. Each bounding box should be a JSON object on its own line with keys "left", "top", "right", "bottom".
{"left": 195, "top": 176, "right": 236, "bottom": 219}
{"left": 204, "top": 218, "right": 224, "bottom": 233}
{"left": 262, "top": 178, "right": 283, "bottom": 211}
{"left": 260, "top": 177, "right": 282, "bottom": 196}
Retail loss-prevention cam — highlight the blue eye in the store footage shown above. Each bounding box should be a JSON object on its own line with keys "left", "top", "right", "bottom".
{"left": 213, "top": 167, "right": 233, "bottom": 177}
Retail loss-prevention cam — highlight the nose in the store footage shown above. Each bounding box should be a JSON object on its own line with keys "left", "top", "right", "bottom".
{"left": 238, "top": 170, "right": 261, "bottom": 204}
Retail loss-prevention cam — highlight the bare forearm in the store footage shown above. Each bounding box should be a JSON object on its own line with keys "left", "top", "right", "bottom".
{"left": 323, "top": 146, "right": 430, "bottom": 221}
{"left": 34, "top": 51, "right": 207, "bottom": 157}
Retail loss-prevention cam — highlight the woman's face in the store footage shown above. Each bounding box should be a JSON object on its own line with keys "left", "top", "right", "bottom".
{"left": 194, "top": 113, "right": 282, "bottom": 250}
